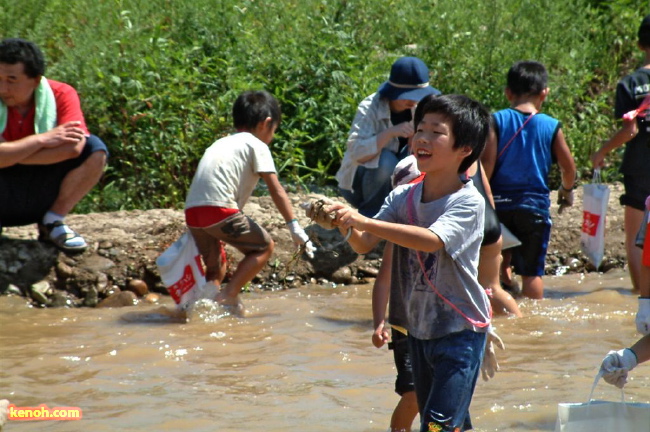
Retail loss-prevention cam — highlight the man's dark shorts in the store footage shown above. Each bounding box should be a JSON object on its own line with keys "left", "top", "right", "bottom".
{"left": 389, "top": 328, "right": 414, "bottom": 396}
{"left": 620, "top": 174, "right": 650, "bottom": 211}
{"left": 497, "top": 208, "right": 551, "bottom": 277}
{"left": 0, "top": 135, "right": 108, "bottom": 227}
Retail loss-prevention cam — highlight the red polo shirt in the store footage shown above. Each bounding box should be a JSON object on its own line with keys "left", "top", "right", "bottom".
{"left": 2, "top": 79, "right": 89, "bottom": 142}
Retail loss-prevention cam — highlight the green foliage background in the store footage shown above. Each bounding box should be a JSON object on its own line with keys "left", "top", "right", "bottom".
{"left": 0, "top": 0, "right": 646, "bottom": 211}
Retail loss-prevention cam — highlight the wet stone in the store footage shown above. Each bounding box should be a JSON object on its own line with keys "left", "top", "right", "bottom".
{"left": 50, "top": 291, "right": 76, "bottom": 308}
{"left": 4, "top": 284, "right": 23, "bottom": 296}
{"left": 30, "top": 281, "right": 52, "bottom": 306}
{"left": 331, "top": 266, "right": 352, "bottom": 284}
{"left": 56, "top": 262, "right": 74, "bottom": 279}
{"left": 96, "top": 291, "right": 138, "bottom": 308}
{"left": 126, "top": 279, "right": 149, "bottom": 297}
{"left": 143, "top": 293, "right": 160, "bottom": 304}
{"left": 96, "top": 273, "right": 109, "bottom": 292}
{"left": 83, "top": 286, "right": 99, "bottom": 307}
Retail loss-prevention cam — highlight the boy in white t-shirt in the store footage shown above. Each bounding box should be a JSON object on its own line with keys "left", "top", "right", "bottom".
{"left": 185, "top": 90, "right": 314, "bottom": 312}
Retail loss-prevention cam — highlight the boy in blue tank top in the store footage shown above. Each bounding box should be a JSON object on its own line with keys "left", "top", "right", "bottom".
{"left": 482, "top": 61, "right": 576, "bottom": 300}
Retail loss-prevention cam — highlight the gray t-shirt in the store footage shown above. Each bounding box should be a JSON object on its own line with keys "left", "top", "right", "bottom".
{"left": 376, "top": 181, "right": 491, "bottom": 340}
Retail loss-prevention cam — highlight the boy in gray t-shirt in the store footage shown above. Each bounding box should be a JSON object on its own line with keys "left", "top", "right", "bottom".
{"left": 329, "top": 94, "right": 492, "bottom": 432}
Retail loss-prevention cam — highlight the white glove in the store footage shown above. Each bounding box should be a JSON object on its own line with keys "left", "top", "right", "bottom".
{"left": 636, "top": 298, "right": 650, "bottom": 335}
{"left": 600, "top": 348, "right": 638, "bottom": 388}
{"left": 287, "top": 220, "right": 315, "bottom": 259}
{"left": 481, "top": 326, "right": 505, "bottom": 381}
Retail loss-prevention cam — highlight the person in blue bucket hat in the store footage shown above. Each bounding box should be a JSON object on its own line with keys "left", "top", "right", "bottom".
{"left": 336, "top": 56, "right": 441, "bottom": 217}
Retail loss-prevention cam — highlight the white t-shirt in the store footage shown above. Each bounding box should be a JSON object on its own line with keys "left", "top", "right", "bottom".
{"left": 375, "top": 181, "right": 490, "bottom": 340}
{"left": 185, "top": 132, "right": 276, "bottom": 210}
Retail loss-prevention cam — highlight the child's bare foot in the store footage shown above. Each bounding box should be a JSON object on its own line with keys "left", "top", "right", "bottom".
{"left": 215, "top": 290, "right": 246, "bottom": 317}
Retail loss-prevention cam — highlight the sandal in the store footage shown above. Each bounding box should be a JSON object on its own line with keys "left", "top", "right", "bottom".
{"left": 38, "top": 221, "right": 88, "bottom": 253}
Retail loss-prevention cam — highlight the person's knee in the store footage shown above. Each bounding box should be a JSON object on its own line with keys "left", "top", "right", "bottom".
{"left": 84, "top": 150, "right": 107, "bottom": 172}
{"left": 262, "top": 238, "right": 275, "bottom": 258}
{"left": 376, "top": 149, "right": 399, "bottom": 180}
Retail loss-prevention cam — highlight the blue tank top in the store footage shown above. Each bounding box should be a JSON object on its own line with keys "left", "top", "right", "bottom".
{"left": 491, "top": 108, "right": 560, "bottom": 215}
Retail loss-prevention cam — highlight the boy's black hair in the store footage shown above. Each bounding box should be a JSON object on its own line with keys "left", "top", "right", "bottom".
{"left": 506, "top": 60, "right": 547, "bottom": 96}
{"left": 413, "top": 94, "right": 490, "bottom": 173}
{"left": 0, "top": 38, "right": 45, "bottom": 78}
{"left": 638, "top": 14, "right": 650, "bottom": 48}
{"left": 232, "top": 90, "right": 281, "bottom": 131}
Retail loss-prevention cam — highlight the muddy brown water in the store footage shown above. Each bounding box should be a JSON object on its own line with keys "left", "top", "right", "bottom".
{"left": 1, "top": 269, "right": 649, "bottom": 432}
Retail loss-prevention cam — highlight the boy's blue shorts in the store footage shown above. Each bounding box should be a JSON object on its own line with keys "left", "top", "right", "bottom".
{"left": 0, "top": 135, "right": 108, "bottom": 227}
{"left": 620, "top": 174, "right": 650, "bottom": 211}
{"left": 408, "top": 330, "right": 486, "bottom": 432}
{"left": 497, "top": 209, "right": 551, "bottom": 277}
{"left": 389, "top": 328, "right": 414, "bottom": 396}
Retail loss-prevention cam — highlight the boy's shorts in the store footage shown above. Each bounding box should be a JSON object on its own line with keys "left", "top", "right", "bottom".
{"left": 388, "top": 328, "right": 414, "bottom": 396}
{"left": 497, "top": 209, "right": 551, "bottom": 277}
{"left": 0, "top": 135, "right": 108, "bottom": 227}
{"left": 620, "top": 174, "right": 650, "bottom": 211}
{"left": 408, "top": 330, "right": 486, "bottom": 431}
{"left": 188, "top": 211, "right": 272, "bottom": 277}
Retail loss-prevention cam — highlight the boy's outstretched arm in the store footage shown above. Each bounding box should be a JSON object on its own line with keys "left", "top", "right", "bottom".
{"left": 260, "top": 172, "right": 314, "bottom": 256}
{"left": 371, "top": 243, "right": 393, "bottom": 349}
{"left": 260, "top": 172, "right": 295, "bottom": 222}
{"left": 330, "top": 203, "right": 444, "bottom": 253}
{"left": 591, "top": 118, "right": 637, "bottom": 168}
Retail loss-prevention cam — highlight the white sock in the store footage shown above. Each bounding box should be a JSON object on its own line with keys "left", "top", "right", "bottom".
{"left": 43, "top": 211, "right": 64, "bottom": 226}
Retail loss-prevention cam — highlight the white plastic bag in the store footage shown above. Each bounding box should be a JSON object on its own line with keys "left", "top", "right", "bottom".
{"left": 156, "top": 231, "right": 213, "bottom": 310}
{"left": 500, "top": 223, "right": 521, "bottom": 250}
{"left": 580, "top": 170, "right": 610, "bottom": 268}
{"left": 555, "top": 373, "right": 650, "bottom": 431}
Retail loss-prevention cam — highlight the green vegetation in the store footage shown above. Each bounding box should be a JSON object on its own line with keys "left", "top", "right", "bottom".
{"left": 0, "top": 0, "right": 646, "bottom": 211}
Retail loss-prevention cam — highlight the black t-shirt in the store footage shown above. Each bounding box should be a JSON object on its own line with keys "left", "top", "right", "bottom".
{"left": 615, "top": 67, "right": 650, "bottom": 175}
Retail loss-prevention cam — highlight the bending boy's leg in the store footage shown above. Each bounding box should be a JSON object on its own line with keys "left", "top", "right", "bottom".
{"left": 222, "top": 241, "right": 274, "bottom": 300}
{"left": 188, "top": 229, "right": 227, "bottom": 285}
{"left": 193, "top": 212, "right": 274, "bottom": 303}
{"left": 479, "top": 240, "right": 522, "bottom": 317}
{"left": 409, "top": 331, "right": 485, "bottom": 432}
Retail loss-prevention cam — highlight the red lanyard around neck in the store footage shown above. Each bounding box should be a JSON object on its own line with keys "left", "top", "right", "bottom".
{"left": 405, "top": 185, "right": 491, "bottom": 328}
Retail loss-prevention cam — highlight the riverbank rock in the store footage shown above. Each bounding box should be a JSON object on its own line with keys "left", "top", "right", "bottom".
{"left": 0, "top": 184, "right": 629, "bottom": 307}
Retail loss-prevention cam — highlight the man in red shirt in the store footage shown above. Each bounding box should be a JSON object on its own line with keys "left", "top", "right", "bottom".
{"left": 0, "top": 38, "right": 107, "bottom": 253}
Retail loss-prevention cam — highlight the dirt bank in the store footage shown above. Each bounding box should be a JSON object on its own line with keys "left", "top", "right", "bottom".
{"left": 0, "top": 183, "right": 629, "bottom": 307}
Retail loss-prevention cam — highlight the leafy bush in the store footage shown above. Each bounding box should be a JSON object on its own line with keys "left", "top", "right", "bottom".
{"left": 0, "top": 0, "right": 644, "bottom": 211}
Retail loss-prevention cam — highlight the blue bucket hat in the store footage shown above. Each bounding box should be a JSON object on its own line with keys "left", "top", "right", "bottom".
{"left": 377, "top": 56, "right": 440, "bottom": 101}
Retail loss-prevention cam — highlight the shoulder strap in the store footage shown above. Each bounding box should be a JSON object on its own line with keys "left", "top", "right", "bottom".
{"left": 497, "top": 112, "right": 536, "bottom": 160}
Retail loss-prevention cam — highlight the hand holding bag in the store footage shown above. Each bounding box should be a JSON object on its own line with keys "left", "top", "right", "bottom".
{"left": 580, "top": 169, "right": 610, "bottom": 269}
{"left": 555, "top": 372, "right": 650, "bottom": 431}
{"left": 156, "top": 230, "right": 212, "bottom": 310}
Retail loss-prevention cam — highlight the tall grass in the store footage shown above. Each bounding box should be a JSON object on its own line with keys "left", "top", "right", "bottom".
{"left": 0, "top": 0, "right": 645, "bottom": 211}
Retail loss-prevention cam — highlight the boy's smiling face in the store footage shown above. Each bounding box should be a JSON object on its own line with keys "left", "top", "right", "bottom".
{"left": 412, "top": 112, "right": 469, "bottom": 175}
